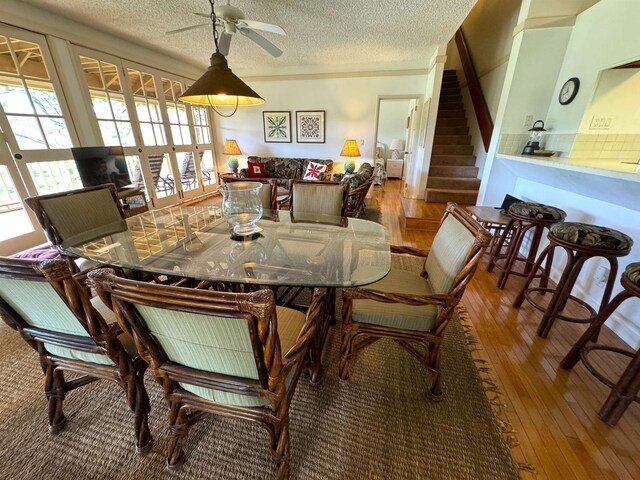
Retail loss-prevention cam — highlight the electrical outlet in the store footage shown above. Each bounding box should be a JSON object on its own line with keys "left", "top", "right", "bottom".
{"left": 524, "top": 115, "right": 533, "bottom": 127}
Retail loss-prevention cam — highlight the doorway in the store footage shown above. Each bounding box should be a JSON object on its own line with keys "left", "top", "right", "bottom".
{"left": 374, "top": 95, "right": 422, "bottom": 195}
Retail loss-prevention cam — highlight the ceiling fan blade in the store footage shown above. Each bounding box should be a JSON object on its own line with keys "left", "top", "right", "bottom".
{"left": 192, "top": 12, "right": 210, "bottom": 19}
{"left": 166, "top": 23, "right": 210, "bottom": 35}
{"left": 240, "top": 19, "right": 286, "bottom": 35}
{"left": 238, "top": 28, "right": 283, "bottom": 57}
{"left": 218, "top": 32, "right": 233, "bottom": 56}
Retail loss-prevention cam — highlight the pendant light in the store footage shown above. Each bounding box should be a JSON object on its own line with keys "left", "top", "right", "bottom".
{"left": 179, "top": 0, "right": 264, "bottom": 117}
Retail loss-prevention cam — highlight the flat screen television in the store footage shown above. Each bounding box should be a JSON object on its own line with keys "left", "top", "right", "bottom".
{"left": 71, "top": 146, "right": 134, "bottom": 192}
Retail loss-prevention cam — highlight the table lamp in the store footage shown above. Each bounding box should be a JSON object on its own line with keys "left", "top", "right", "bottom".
{"left": 390, "top": 138, "right": 405, "bottom": 160}
{"left": 223, "top": 139, "right": 242, "bottom": 174}
{"left": 340, "top": 139, "right": 361, "bottom": 174}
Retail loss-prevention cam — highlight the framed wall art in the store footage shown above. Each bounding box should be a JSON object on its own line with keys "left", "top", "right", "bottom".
{"left": 263, "top": 111, "right": 292, "bottom": 143}
{"left": 296, "top": 110, "right": 326, "bottom": 143}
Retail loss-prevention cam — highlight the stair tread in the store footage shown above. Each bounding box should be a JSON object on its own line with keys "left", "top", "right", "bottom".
{"left": 425, "top": 187, "right": 480, "bottom": 193}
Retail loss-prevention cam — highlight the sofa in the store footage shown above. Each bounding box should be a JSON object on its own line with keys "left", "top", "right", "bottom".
{"left": 239, "top": 156, "right": 334, "bottom": 185}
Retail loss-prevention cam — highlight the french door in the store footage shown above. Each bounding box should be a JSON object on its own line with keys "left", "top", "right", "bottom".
{"left": 75, "top": 47, "right": 218, "bottom": 208}
{"left": 0, "top": 26, "right": 79, "bottom": 254}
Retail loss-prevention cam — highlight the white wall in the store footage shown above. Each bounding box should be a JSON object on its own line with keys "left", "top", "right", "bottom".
{"left": 213, "top": 74, "right": 427, "bottom": 174}
{"left": 545, "top": 0, "right": 640, "bottom": 133}
{"left": 377, "top": 99, "right": 412, "bottom": 159}
{"left": 578, "top": 68, "right": 640, "bottom": 134}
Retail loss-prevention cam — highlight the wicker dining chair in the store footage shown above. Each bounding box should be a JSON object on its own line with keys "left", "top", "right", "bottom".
{"left": 89, "top": 268, "right": 326, "bottom": 479}
{"left": 0, "top": 257, "right": 152, "bottom": 452}
{"left": 289, "top": 180, "right": 349, "bottom": 217}
{"left": 339, "top": 203, "right": 492, "bottom": 398}
{"left": 344, "top": 178, "right": 373, "bottom": 218}
{"left": 25, "top": 184, "right": 125, "bottom": 273}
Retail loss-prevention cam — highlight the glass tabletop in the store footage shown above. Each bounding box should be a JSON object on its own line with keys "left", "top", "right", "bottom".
{"left": 62, "top": 206, "right": 391, "bottom": 288}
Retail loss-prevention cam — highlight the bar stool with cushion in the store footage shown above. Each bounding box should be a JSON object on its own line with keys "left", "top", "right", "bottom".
{"left": 560, "top": 262, "right": 640, "bottom": 426}
{"left": 488, "top": 201, "right": 567, "bottom": 289}
{"left": 513, "top": 222, "right": 633, "bottom": 338}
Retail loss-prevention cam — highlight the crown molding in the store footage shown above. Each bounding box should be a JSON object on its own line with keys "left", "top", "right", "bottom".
{"left": 242, "top": 68, "right": 429, "bottom": 82}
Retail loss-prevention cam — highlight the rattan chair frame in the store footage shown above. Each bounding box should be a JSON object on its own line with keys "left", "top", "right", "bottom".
{"left": 344, "top": 178, "right": 373, "bottom": 218}
{"left": 25, "top": 184, "right": 124, "bottom": 273}
{"left": 0, "top": 257, "right": 152, "bottom": 452}
{"left": 89, "top": 268, "right": 326, "bottom": 479}
{"left": 339, "top": 203, "right": 492, "bottom": 398}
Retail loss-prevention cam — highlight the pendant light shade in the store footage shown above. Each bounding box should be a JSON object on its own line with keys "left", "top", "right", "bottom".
{"left": 180, "top": 52, "right": 264, "bottom": 108}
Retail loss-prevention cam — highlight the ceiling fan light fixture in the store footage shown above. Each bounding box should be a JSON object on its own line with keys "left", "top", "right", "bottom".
{"left": 179, "top": 52, "right": 264, "bottom": 115}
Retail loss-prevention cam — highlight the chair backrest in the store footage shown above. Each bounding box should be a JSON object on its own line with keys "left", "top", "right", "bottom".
{"left": 89, "top": 269, "right": 305, "bottom": 406}
{"left": 344, "top": 178, "right": 373, "bottom": 218}
{"left": 290, "top": 180, "right": 348, "bottom": 217}
{"left": 25, "top": 184, "right": 124, "bottom": 247}
{"left": 0, "top": 257, "right": 119, "bottom": 365}
{"left": 424, "top": 203, "right": 492, "bottom": 295}
{"left": 220, "top": 176, "right": 279, "bottom": 211}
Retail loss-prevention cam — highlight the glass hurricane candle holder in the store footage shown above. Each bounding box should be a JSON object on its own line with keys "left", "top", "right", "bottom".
{"left": 220, "top": 181, "right": 263, "bottom": 237}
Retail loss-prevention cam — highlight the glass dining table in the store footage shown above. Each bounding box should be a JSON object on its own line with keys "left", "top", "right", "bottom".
{"left": 62, "top": 205, "right": 391, "bottom": 290}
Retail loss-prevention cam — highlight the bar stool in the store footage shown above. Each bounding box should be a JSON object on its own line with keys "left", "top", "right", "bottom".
{"left": 513, "top": 222, "right": 633, "bottom": 338}
{"left": 560, "top": 262, "right": 640, "bottom": 426}
{"left": 466, "top": 206, "right": 513, "bottom": 257}
{"left": 488, "top": 201, "right": 566, "bottom": 289}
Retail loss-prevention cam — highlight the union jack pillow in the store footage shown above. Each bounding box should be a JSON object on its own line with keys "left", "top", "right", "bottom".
{"left": 303, "top": 161, "right": 326, "bottom": 181}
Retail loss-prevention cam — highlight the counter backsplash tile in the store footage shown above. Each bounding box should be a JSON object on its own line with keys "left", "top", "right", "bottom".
{"left": 570, "top": 133, "right": 640, "bottom": 160}
{"left": 498, "top": 133, "right": 640, "bottom": 163}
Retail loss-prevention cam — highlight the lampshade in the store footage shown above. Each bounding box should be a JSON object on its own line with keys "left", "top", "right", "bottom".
{"left": 179, "top": 52, "right": 265, "bottom": 109}
{"left": 223, "top": 139, "right": 242, "bottom": 155}
{"left": 390, "top": 138, "right": 405, "bottom": 151}
{"left": 340, "top": 140, "right": 361, "bottom": 157}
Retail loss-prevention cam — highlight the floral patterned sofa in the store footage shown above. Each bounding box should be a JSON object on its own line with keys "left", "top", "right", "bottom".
{"left": 239, "top": 156, "right": 334, "bottom": 185}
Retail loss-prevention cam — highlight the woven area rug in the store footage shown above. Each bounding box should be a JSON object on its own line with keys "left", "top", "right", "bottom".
{"left": 0, "top": 305, "right": 520, "bottom": 479}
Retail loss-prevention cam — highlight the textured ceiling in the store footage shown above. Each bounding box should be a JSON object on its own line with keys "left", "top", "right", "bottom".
{"left": 20, "top": 0, "right": 476, "bottom": 76}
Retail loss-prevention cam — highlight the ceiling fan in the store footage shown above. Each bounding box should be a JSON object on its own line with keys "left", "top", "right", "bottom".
{"left": 166, "top": 0, "right": 286, "bottom": 58}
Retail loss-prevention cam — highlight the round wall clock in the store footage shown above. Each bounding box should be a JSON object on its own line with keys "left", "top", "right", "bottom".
{"left": 559, "top": 77, "right": 580, "bottom": 105}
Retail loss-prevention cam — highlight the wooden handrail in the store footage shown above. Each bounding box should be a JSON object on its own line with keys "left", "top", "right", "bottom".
{"left": 454, "top": 28, "right": 493, "bottom": 152}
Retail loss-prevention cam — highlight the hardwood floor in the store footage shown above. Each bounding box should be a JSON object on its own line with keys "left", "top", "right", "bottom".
{"left": 372, "top": 180, "right": 640, "bottom": 480}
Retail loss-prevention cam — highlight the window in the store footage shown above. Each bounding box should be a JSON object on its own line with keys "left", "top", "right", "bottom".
{"left": 79, "top": 56, "right": 135, "bottom": 146}
{"left": 0, "top": 35, "right": 72, "bottom": 150}
{"left": 127, "top": 69, "right": 166, "bottom": 146}
{"left": 162, "top": 78, "right": 191, "bottom": 145}
{"left": 192, "top": 106, "right": 211, "bottom": 144}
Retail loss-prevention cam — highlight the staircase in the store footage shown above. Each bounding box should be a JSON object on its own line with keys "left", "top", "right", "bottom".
{"left": 425, "top": 69, "right": 480, "bottom": 205}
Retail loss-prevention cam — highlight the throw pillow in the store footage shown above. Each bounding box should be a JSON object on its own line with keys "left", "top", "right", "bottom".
{"left": 247, "top": 161, "right": 265, "bottom": 178}
{"left": 303, "top": 161, "right": 326, "bottom": 181}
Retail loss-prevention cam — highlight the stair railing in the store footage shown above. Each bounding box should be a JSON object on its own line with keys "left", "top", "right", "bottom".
{"left": 454, "top": 28, "right": 493, "bottom": 152}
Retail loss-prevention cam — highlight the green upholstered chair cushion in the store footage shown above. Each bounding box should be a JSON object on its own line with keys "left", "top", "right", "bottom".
{"left": 0, "top": 277, "right": 134, "bottom": 365}
{"left": 133, "top": 304, "right": 306, "bottom": 407}
{"left": 353, "top": 268, "right": 439, "bottom": 332}
{"left": 550, "top": 222, "right": 633, "bottom": 251}
{"left": 508, "top": 201, "right": 566, "bottom": 221}
{"left": 625, "top": 262, "right": 640, "bottom": 286}
{"left": 292, "top": 183, "right": 344, "bottom": 216}
{"left": 39, "top": 188, "right": 123, "bottom": 243}
{"left": 75, "top": 257, "right": 101, "bottom": 272}
{"left": 424, "top": 214, "right": 477, "bottom": 294}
